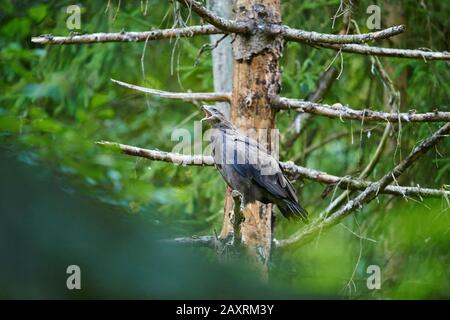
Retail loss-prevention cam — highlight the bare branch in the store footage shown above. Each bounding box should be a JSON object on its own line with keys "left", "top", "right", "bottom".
{"left": 272, "top": 97, "right": 450, "bottom": 123}
{"left": 31, "top": 28, "right": 450, "bottom": 62}
{"left": 96, "top": 141, "right": 450, "bottom": 199}
{"left": 176, "top": 0, "right": 404, "bottom": 44}
{"left": 162, "top": 235, "right": 217, "bottom": 248}
{"left": 95, "top": 141, "right": 214, "bottom": 165}
{"left": 281, "top": 162, "right": 450, "bottom": 199}
{"left": 111, "top": 79, "right": 231, "bottom": 102}
{"left": 280, "top": 25, "right": 405, "bottom": 45}
{"left": 317, "top": 43, "right": 450, "bottom": 60}
{"left": 31, "top": 25, "right": 221, "bottom": 44}
{"left": 277, "top": 122, "right": 450, "bottom": 248}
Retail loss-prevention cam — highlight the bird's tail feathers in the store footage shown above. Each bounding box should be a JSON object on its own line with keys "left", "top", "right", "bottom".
{"left": 278, "top": 199, "right": 309, "bottom": 222}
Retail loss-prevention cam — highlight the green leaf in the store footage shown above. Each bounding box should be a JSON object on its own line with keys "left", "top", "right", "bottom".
{"left": 27, "top": 4, "right": 48, "bottom": 22}
{"left": 1, "top": 18, "right": 31, "bottom": 39}
{"left": 31, "top": 118, "right": 63, "bottom": 133}
{"left": 97, "top": 109, "right": 115, "bottom": 119}
{"left": 90, "top": 94, "right": 111, "bottom": 109}
{"left": 0, "top": 116, "right": 22, "bottom": 133}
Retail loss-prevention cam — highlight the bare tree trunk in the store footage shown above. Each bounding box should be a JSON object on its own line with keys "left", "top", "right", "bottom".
{"left": 219, "top": 0, "right": 283, "bottom": 277}
{"left": 207, "top": 0, "right": 234, "bottom": 119}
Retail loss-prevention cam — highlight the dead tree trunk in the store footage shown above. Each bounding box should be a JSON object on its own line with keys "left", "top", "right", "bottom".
{"left": 219, "top": 0, "right": 283, "bottom": 274}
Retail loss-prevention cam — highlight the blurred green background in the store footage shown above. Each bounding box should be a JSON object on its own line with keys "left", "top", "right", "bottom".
{"left": 0, "top": 0, "right": 448, "bottom": 299}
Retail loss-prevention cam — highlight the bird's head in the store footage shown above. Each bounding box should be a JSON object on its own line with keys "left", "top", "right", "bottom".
{"left": 200, "top": 105, "right": 227, "bottom": 124}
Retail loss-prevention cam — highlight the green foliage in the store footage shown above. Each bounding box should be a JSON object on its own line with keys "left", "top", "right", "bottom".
{"left": 0, "top": 0, "right": 449, "bottom": 299}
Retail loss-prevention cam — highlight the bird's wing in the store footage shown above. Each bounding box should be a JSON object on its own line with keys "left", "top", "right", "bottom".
{"left": 280, "top": 170, "right": 299, "bottom": 202}
{"left": 232, "top": 134, "right": 269, "bottom": 153}
{"left": 229, "top": 133, "right": 296, "bottom": 202}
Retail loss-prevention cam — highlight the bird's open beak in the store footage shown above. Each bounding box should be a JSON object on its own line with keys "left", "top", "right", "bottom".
{"left": 200, "top": 105, "right": 213, "bottom": 122}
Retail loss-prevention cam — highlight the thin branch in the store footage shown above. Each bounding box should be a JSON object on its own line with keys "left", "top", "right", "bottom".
{"left": 317, "top": 43, "right": 450, "bottom": 60}
{"left": 194, "top": 34, "right": 229, "bottom": 66}
{"left": 277, "top": 122, "right": 450, "bottom": 248}
{"left": 272, "top": 96, "right": 450, "bottom": 123}
{"left": 32, "top": 29, "right": 450, "bottom": 62}
{"left": 280, "top": 24, "right": 405, "bottom": 45}
{"left": 281, "top": 162, "right": 450, "bottom": 199}
{"left": 307, "top": 67, "right": 339, "bottom": 103}
{"left": 111, "top": 79, "right": 231, "bottom": 102}
{"left": 96, "top": 141, "right": 214, "bottom": 165}
{"left": 96, "top": 141, "right": 450, "bottom": 199}
{"left": 31, "top": 25, "right": 221, "bottom": 44}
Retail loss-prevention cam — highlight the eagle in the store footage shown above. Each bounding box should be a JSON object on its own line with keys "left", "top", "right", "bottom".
{"left": 201, "top": 105, "right": 308, "bottom": 222}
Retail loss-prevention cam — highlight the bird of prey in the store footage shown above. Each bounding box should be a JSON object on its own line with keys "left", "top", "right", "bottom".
{"left": 201, "top": 105, "right": 308, "bottom": 222}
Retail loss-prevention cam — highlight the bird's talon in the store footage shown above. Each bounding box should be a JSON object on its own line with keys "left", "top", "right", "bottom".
{"left": 231, "top": 190, "right": 242, "bottom": 198}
